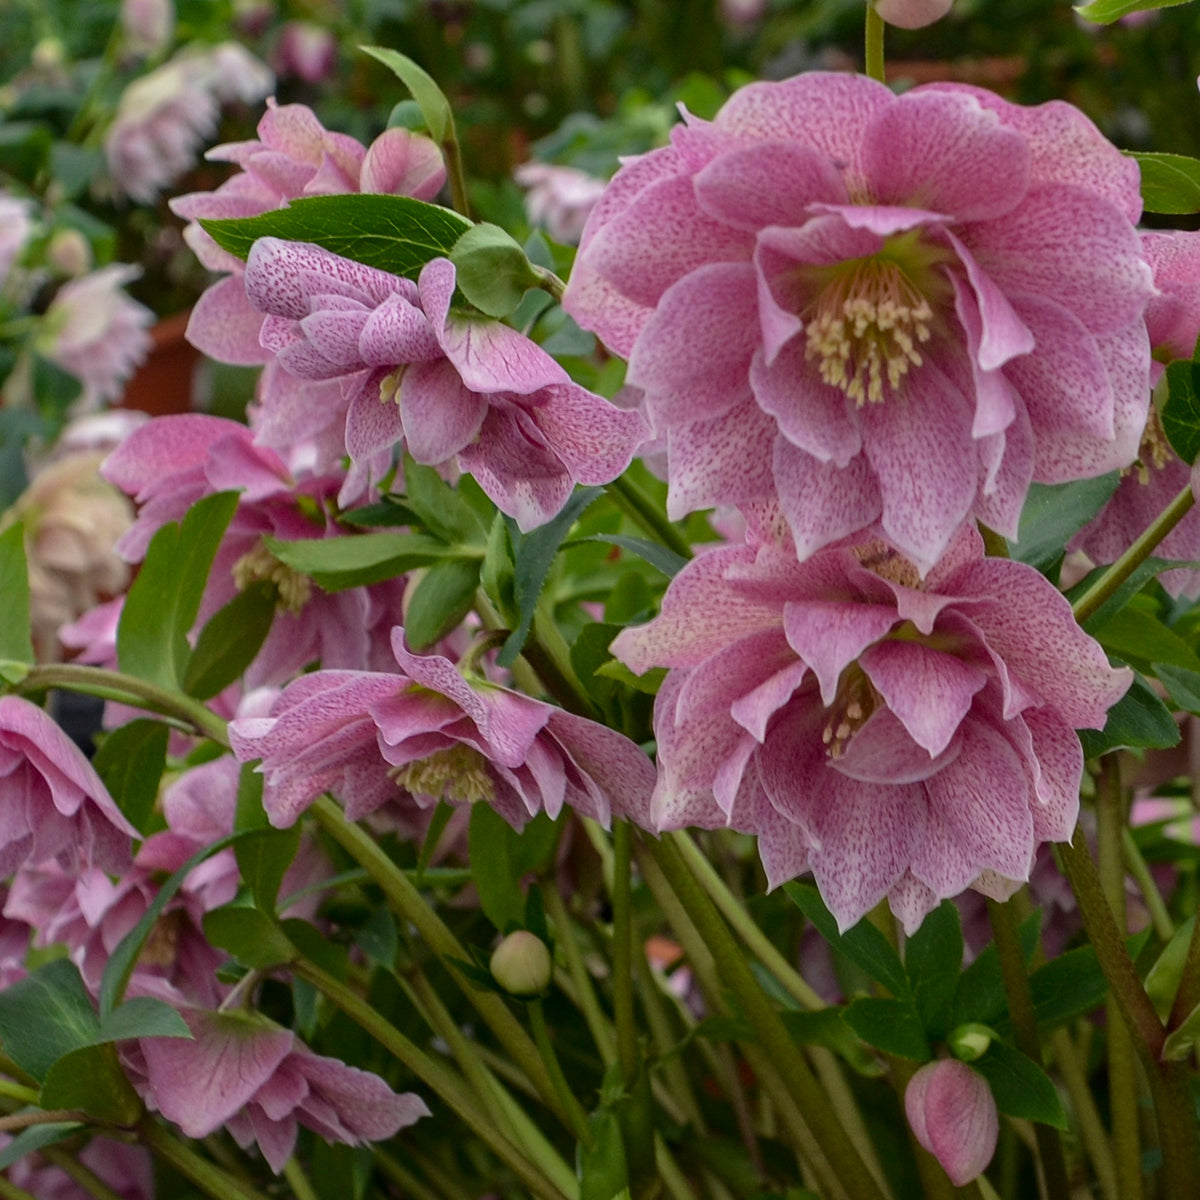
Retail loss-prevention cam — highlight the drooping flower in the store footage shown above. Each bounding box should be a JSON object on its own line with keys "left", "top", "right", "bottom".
{"left": 905, "top": 1059, "right": 999, "bottom": 1185}
{"left": 120, "top": 0, "right": 174, "bottom": 57}
{"left": 37, "top": 265, "right": 154, "bottom": 411}
{"left": 133, "top": 1007, "right": 429, "bottom": 1172}
{"left": 612, "top": 523, "right": 1130, "bottom": 931}
{"left": 272, "top": 21, "right": 338, "bottom": 84}
{"left": 1073, "top": 230, "right": 1200, "bottom": 596}
{"left": 565, "top": 72, "right": 1154, "bottom": 574}
{"left": 241, "top": 238, "right": 648, "bottom": 527}
{"left": 228, "top": 628, "right": 655, "bottom": 833}
{"left": 514, "top": 162, "right": 607, "bottom": 245}
{"left": 0, "top": 696, "right": 138, "bottom": 875}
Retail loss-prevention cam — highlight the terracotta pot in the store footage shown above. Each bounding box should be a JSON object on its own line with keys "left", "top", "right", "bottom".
{"left": 120, "top": 310, "right": 201, "bottom": 416}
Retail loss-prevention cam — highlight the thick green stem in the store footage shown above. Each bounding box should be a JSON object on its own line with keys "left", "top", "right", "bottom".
{"left": 310, "top": 796, "right": 566, "bottom": 1124}
{"left": 293, "top": 958, "right": 574, "bottom": 1200}
{"left": 612, "top": 820, "right": 639, "bottom": 1088}
{"left": 138, "top": 1118, "right": 271, "bottom": 1200}
{"left": 282, "top": 1158, "right": 319, "bottom": 1200}
{"left": 1072, "top": 482, "right": 1195, "bottom": 624}
{"left": 1048, "top": 1027, "right": 1119, "bottom": 1200}
{"left": 865, "top": 4, "right": 886, "bottom": 82}
{"left": 1168, "top": 908, "right": 1200, "bottom": 1032}
{"left": 986, "top": 898, "right": 1070, "bottom": 1200}
{"left": 604, "top": 475, "right": 694, "bottom": 562}
{"left": 528, "top": 998, "right": 593, "bottom": 1146}
{"left": 648, "top": 833, "right": 888, "bottom": 1200}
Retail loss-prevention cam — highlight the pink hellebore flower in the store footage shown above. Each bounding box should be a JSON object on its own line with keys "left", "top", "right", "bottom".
{"left": 137, "top": 1008, "right": 429, "bottom": 1172}
{"left": 565, "top": 72, "right": 1153, "bottom": 574}
{"left": 38, "top": 265, "right": 153, "bottom": 411}
{"left": 613, "top": 526, "right": 1130, "bottom": 932}
{"left": 514, "top": 162, "right": 608, "bottom": 245}
{"left": 905, "top": 1059, "right": 998, "bottom": 1185}
{"left": 228, "top": 629, "right": 655, "bottom": 832}
{"left": 0, "top": 696, "right": 138, "bottom": 874}
{"left": 242, "top": 238, "right": 648, "bottom": 528}
{"left": 1074, "top": 230, "right": 1200, "bottom": 597}
{"left": 1, "top": 1136, "right": 154, "bottom": 1200}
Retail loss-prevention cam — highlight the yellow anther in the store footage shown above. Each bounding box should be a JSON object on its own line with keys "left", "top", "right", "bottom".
{"left": 232, "top": 542, "right": 312, "bottom": 613}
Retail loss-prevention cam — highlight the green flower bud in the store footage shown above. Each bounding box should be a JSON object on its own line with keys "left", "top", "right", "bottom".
{"left": 947, "top": 1023, "right": 995, "bottom": 1063}
{"left": 490, "top": 931, "right": 553, "bottom": 997}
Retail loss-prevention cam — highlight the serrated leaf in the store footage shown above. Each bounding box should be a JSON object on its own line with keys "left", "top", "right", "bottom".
{"left": 203, "top": 906, "right": 297, "bottom": 970}
{"left": 265, "top": 531, "right": 450, "bottom": 591}
{"left": 236, "top": 825, "right": 302, "bottom": 915}
{"left": 184, "top": 579, "right": 277, "bottom": 699}
{"left": 1128, "top": 152, "right": 1200, "bottom": 214}
{"left": 580, "top": 534, "right": 687, "bottom": 578}
{"left": 1078, "top": 672, "right": 1181, "bottom": 757}
{"left": 1009, "top": 476, "right": 1120, "bottom": 576}
{"left": 361, "top": 46, "right": 454, "bottom": 144}
{"left": 904, "top": 901, "right": 962, "bottom": 1039}
{"left": 972, "top": 1041, "right": 1068, "bottom": 1129}
{"left": 39, "top": 1042, "right": 142, "bottom": 1123}
{"left": 842, "top": 997, "right": 929, "bottom": 1060}
{"left": 0, "top": 960, "right": 99, "bottom": 1081}
{"left": 404, "top": 558, "right": 481, "bottom": 650}
{"left": 1162, "top": 360, "right": 1200, "bottom": 465}
{"left": 1076, "top": 0, "right": 1189, "bottom": 25}
{"left": 451, "top": 223, "right": 540, "bottom": 317}
{"left": 117, "top": 492, "right": 239, "bottom": 689}
{"left": 400, "top": 457, "right": 488, "bottom": 543}
{"left": 784, "top": 882, "right": 910, "bottom": 998}
{"left": 92, "top": 718, "right": 168, "bottom": 835}
{"left": 201, "top": 194, "right": 470, "bottom": 277}
{"left": 0, "top": 522, "right": 33, "bottom": 664}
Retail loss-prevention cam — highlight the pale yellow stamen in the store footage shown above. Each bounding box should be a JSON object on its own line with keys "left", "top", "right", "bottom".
{"left": 379, "top": 368, "right": 404, "bottom": 405}
{"left": 804, "top": 259, "right": 933, "bottom": 406}
{"left": 391, "top": 744, "right": 494, "bottom": 804}
{"left": 821, "top": 671, "right": 879, "bottom": 761}
{"left": 232, "top": 542, "right": 312, "bottom": 613}
{"left": 852, "top": 540, "right": 923, "bottom": 590}
{"left": 1124, "top": 405, "right": 1173, "bottom": 486}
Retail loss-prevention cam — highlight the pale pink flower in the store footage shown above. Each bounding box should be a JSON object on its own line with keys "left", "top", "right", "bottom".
{"left": 0, "top": 696, "right": 138, "bottom": 875}
{"left": 0, "top": 193, "right": 33, "bottom": 289}
{"left": 514, "top": 162, "right": 607, "bottom": 245}
{"left": 905, "top": 1060, "right": 998, "bottom": 1185}
{"left": 37, "top": 265, "right": 153, "bottom": 410}
{"left": 874, "top": 0, "right": 954, "bottom": 29}
{"left": 1, "top": 1136, "right": 153, "bottom": 1200}
{"left": 613, "top": 524, "right": 1130, "bottom": 931}
{"left": 134, "top": 1007, "right": 429, "bottom": 1171}
{"left": 273, "top": 21, "right": 338, "bottom": 84}
{"left": 229, "top": 629, "right": 655, "bottom": 833}
{"left": 121, "top": 0, "right": 174, "bottom": 56}
{"left": 241, "top": 239, "right": 648, "bottom": 527}
{"left": 565, "top": 72, "right": 1153, "bottom": 574}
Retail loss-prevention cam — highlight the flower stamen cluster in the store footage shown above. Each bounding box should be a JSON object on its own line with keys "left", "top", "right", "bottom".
{"left": 390, "top": 743, "right": 495, "bottom": 805}
{"left": 231, "top": 541, "right": 312, "bottom": 614}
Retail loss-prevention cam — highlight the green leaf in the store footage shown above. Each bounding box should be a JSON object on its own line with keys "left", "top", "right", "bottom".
{"left": 497, "top": 488, "right": 603, "bottom": 668}
{"left": 1162, "top": 360, "right": 1200, "bottom": 465}
{"left": 283, "top": 918, "right": 350, "bottom": 980}
{"left": 784, "top": 882, "right": 910, "bottom": 998}
{"left": 117, "top": 492, "right": 239, "bottom": 689}
{"left": 468, "top": 803, "right": 526, "bottom": 931}
{"left": 97, "top": 996, "right": 192, "bottom": 1044}
{"left": 904, "top": 901, "right": 963, "bottom": 1039}
{"left": 92, "top": 718, "right": 169, "bottom": 835}
{"left": 404, "top": 558, "right": 481, "bottom": 650}
{"left": 1152, "top": 662, "right": 1200, "bottom": 716}
{"left": 236, "top": 825, "right": 302, "bottom": 916}
{"left": 579, "top": 1108, "right": 630, "bottom": 1200}
{"left": 950, "top": 912, "right": 1041, "bottom": 1029}
{"left": 595, "top": 658, "right": 666, "bottom": 695}
{"left": 1128, "top": 152, "right": 1200, "bottom": 215}
{"left": 1009, "top": 476, "right": 1120, "bottom": 576}
{"left": 1146, "top": 915, "right": 1194, "bottom": 1019}
{"left": 201, "top": 194, "right": 471, "bottom": 278}
{"left": 40, "top": 1042, "right": 142, "bottom": 1123}
{"left": 579, "top": 534, "right": 688, "bottom": 579}
{"left": 0, "top": 523, "right": 33, "bottom": 664}
{"left": 779, "top": 1008, "right": 884, "bottom": 1076}
{"left": 361, "top": 46, "right": 454, "bottom": 143}
{"left": 1078, "top": 672, "right": 1182, "bottom": 757}
{"left": 0, "top": 960, "right": 99, "bottom": 1081}
{"left": 1093, "top": 605, "right": 1200, "bottom": 674}
{"left": 203, "top": 906, "right": 297, "bottom": 970}
{"left": 1074, "top": 556, "right": 1194, "bottom": 632}
{"left": 399, "top": 457, "right": 487, "bottom": 544}
{"left": 842, "top": 997, "right": 929, "bottom": 1060}
{"left": 972, "top": 1041, "right": 1068, "bottom": 1129}
{"left": 234, "top": 761, "right": 268, "bottom": 833}
{"left": 1163, "top": 996, "right": 1200, "bottom": 1060}
{"left": 184, "top": 579, "right": 277, "bottom": 699}
{"left": 0, "top": 1124, "right": 82, "bottom": 1171}
{"left": 1028, "top": 945, "right": 1108, "bottom": 1030}
{"left": 1075, "top": 0, "right": 1191, "bottom": 23}
{"left": 265, "top": 531, "right": 451, "bottom": 591}
{"left": 450, "top": 223, "right": 540, "bottom": 317}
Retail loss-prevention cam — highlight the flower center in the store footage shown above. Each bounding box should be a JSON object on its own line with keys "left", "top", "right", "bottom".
{"left": 379, "top": 367, "right": 406, "bottom": 405}
{"left": 1124, "top": 406, "right": 1173, "bottom": 486}
{"left": 804, "top": 255, "right": 933, "bottom": 406}
{"left": 391, "top": 744, "right": 495, "bottom": 805}
{"left": 851, "top": 540, "right": 923, "bottom": 590}
{"left": 821, "top": 667, "right": 880, "bottom": 760}
{"left": 232, "top": 541, "right": 312, "bottom": 614}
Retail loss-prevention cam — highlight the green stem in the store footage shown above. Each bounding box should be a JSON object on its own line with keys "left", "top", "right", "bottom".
{"left": 1121, "top": 826, "right": 1174, "bottom": 941}
{"left": 0, "top": 1175, "right": 40, "bottom": 1200}
{"left": 604, "top": 475, "right": 694, "bottom": 563}
{"left": 282, "top": 1157, "right": 320, "bottom": 1200}
{"left": 0, "top": 1109, "right": 84, "bottom": 1133}
{"left": 293, "top": 957, "right": 573, "bottom": 1200}
{"left": 138, "top": 1118, "right": 271, "bottom": 1200}
{"left": 528, "top": 999, "right": 593, "bottom": 1147}
{"left": 444, "top": 133, "right": 472, "bottom": 220}
{"left": 533, "top": 265, "right": 567, "bottom": 302}
{"left": 648, "top": 833, "right": 888, "bottom": 1200}
{"left": 612, "top": 820, "right": 639, "bottom": 1088}
{"left": 1047, "top": 1027, "right": 1118, "bottom": 1200}
{"left": 0, "top": 1079, "right": 39, "bottom": 1105}
{"left": 373, "top": 1150, "right": 449, "bottom": 1200}
{"left": 15, "top": 664, "right": 230, "bottom": 746}
{"left": 985, "top": 898, "right": 1070, "bottom": 1200}
{"left": 1071, "top": 482, "right": 1195, "bottom": 624}
{"left": 543, "top": 885, "right": 617, "bottom": 1062}
{"left": 1168, "top": 908, "right": 1200, "bottom": 1033}
{"left": 310, "top": 796, "right": 566, "bottom": 1125}
{"left": 865, "top": 4, "right": 886, "bottom": 83}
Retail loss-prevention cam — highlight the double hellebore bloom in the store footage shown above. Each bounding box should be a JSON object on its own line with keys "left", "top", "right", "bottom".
{"left": 229, "top": 629, "right": 655, "bottom": 833}
{"left": 566, "top": 72, "right": 1153, "bottom": 573}
{"left": 241, "top": 237, "right": 648, "bottom": 527}
{"left": 613, "top": 525, "right": 1130, "bottom": 931}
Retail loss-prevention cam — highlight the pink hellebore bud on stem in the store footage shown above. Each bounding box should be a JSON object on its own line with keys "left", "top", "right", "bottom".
{"left": 874, "top": 0, "right": 954, "bottom": 30}
{"left": 905, "top": 1059, "right": 999, "bottom": 1185}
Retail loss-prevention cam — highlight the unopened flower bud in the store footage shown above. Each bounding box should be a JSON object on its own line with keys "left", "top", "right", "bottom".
{"left": 874, "top": 0, "right": 953, "bottom": 29}
{"left": 490, "top": 931, "right": 552, "bottom": 997}
{"left": 905, "top": 1060, "right": 998, "bottom": 1187}
{"left": 947, "top": 1023, "right": 994, "bottom": 1063}
{"left": 32, "top": 38, "right": 67, "bottom": 71}
{"left": 45, "top": 229, "right": 92, "bottom": 278}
